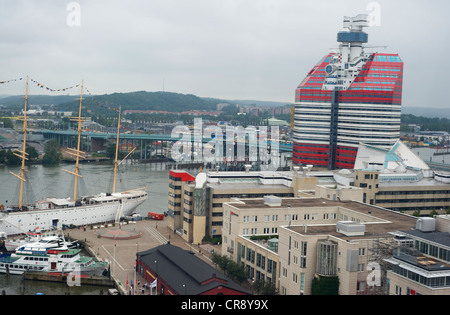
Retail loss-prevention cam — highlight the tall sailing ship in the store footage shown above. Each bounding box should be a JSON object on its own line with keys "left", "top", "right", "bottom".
{"left": 0, "top": 77, "right": 148, "bottom": 236}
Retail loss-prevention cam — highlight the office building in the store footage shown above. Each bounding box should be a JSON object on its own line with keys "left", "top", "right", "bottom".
{"left": 167, "top": 169, "right": 298, "bottom": 245}
{"left": 336, "top": 141, "right": 450, "bottom": 215}
{"left": 294, "top": 14, "right": 403, "bottom": 169}
{"left": 221, "top": 196, "right": 417, "bottom": 295}
{"left": 384, "top": 215, "right": 450, "bottom": 295}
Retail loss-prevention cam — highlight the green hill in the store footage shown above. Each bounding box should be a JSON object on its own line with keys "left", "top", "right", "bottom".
{"left": 55, "top": 91, "right": 219, "bottom": 114}
{"left": 0, "top": 95, "right": 78, "bottom": 108}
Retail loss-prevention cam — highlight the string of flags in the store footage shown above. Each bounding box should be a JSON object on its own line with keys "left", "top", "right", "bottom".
{"left": 30, "top": 78, "right": 80, "bottom": 92}
{"left": 0, "top": 77, "right": 24, "bottom": 84}
{"left": 83, "top": 85, "right": 118, "bottom": 111}
{"left": 0, "top": 76, "right": 80, "bottom": 93}
{"left": 0, "top": 76, "right": 119, "bottom": 112}
{"left": 84, "top": 85, "right": 120, "bottom": 113}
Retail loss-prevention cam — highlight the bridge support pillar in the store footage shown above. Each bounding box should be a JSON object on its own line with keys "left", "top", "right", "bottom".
{"left": 90, "top": 137, "right": 107, "bottom": 152}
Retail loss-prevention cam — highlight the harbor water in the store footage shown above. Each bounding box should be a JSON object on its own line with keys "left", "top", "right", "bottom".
{"left": 0, "top": 161, "right": 177, "bottom": 295}
{"left": 0, "top": 162, "right": 174, "bottom": 217}
{"left": 411, "top": 147, "right": 450, "bottom": 164}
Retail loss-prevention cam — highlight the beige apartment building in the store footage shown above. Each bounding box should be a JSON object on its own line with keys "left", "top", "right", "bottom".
{"left": 167, "top": 156, "right": 450, "bottom": 247}
{"left": 167, "top": 168, "right": 321, "bottom": 244}
{"left": 221, "top": 196, "right": 418, "bottom": 295}
{"left": 384, "top": 215, "right": 450, "bottom": 295}
{"left": 352, "top": 169, "right": 450, "bottom": 215}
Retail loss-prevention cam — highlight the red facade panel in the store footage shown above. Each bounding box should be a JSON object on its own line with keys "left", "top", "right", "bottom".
{"left": 169, "top": 171, "right": 196, "bottom": 182}
{"left": 336, "top": 161, "right": 355, "bottom": 169}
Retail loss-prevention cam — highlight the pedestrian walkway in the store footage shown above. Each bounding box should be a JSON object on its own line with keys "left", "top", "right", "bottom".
{"left": 63, "top": 218, "right": 222, "bottom": 295}
{"left": 143, "top": 226, "right": 167, "bottom": 245}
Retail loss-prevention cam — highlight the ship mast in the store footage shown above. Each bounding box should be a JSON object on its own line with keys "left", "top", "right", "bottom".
{"left": 63, "top": 80, "right": 85, "bottom": 201}
{"left": 113, "top": 106, "right": 121, "bottom": 193}
{"left": 9, "top": 75, "right": 30, "bottom": 209}
{"left": 112, "top": 106, "right": 135, "bottom": 193}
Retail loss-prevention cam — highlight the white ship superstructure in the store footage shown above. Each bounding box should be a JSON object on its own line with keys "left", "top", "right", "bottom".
{"left": 0, "top": 190, "right": 147, "bottom": 236}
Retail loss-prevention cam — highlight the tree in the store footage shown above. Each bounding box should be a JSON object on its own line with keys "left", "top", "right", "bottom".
{"left": 0, "top": 118, "right": 13, "bottom": 129}
{"left": 26, "top": 145, "right": 39, "bottom": 162}
{"left": 253, "top": 280, "right": 278, "bottom": 295}
{"left": 106, "top": 144, "right": 126, "bottom": 160}
{"left": 5, "top": 149, "right": 21, "bottom": 165}
{"left": 211, "top": 253, "right": 247, "bottom": 284}
{"left": 311, "top": 275, "right": 339, "bottom": 295}
{"left": 227, "top": 261, "right": 247, "bottom": 284}
{"left": 42, "top": 139, "right": 63, "bottom": 165}
{"left": 211, "top": 253, "right": 231, "bottom": 273}
{"left": 0, "top": 150, "right": 6, "bottom": 164}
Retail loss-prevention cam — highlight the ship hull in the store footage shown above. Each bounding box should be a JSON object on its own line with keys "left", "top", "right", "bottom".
{"left": 0, "top": 192, "right": 147, "bottom": 236}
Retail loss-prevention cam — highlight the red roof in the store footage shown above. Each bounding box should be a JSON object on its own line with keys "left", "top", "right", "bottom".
{"left": 169, "top": 170, "right": 195, "bottom": 182}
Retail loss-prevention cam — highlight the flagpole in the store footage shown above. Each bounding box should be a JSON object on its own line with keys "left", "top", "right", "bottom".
{"left": 113, "top": 237, "right": 116, "bottom": 276}
{"left": 134, "top": 242, "right": 137, "bottom": 295}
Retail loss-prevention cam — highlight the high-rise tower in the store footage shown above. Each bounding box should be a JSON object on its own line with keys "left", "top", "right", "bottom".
{"left": 293, "top": 14, "right": 403, "bottom": 170}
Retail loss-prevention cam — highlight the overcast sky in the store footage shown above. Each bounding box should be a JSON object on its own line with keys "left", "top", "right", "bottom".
{"left": 0, "top": 0, "right": 449, "bottom": 109}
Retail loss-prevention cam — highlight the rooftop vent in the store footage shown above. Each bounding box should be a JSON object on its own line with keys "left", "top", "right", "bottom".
{"left": 264, "top": 195, "right": 282, "bottom": 207}
{"left": 336, "top": 221, "right": 365, "bottom": 236}
{"left": 416, "top": 217, "right": 435, "bottom": 232}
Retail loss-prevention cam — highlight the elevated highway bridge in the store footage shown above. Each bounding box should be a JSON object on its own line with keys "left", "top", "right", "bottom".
{"left": 30, "top": 129, "right": 293, "bottom": 161}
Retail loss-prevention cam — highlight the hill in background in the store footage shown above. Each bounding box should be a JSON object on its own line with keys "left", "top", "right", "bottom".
{"left": 0, "top": 90, "right": 292, "bottom": 115}
{"left": 55, "top": 91, "right": 221, "bottom": 113}
{"left": 0, "top": 90, "right": 448, "bottom": 119}
{"left": 402, "top": 106, "right": 450, "bottom": 119}
{"left": 0, "top": 94, "right": 78, "bottom": 108}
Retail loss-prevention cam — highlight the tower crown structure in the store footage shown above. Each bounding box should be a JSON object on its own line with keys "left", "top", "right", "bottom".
{"left": 324, "top": 14, "right": 370, "bottom": 91}
{"left": 293, "top": 15, "right": 404, "bottom": 170}
{"left": 339, "top": 14, "right": 369, "bottom": 44}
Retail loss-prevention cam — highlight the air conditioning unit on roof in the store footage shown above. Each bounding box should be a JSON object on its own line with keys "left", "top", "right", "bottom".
{"left": 416, "top": 217, "right": 435, "bottom": 232}
{"left": 264, "top": 195, "right": 282, "bottom": 207}
{"left": 336, "top": 221, "right": 365, "bottom": 236}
